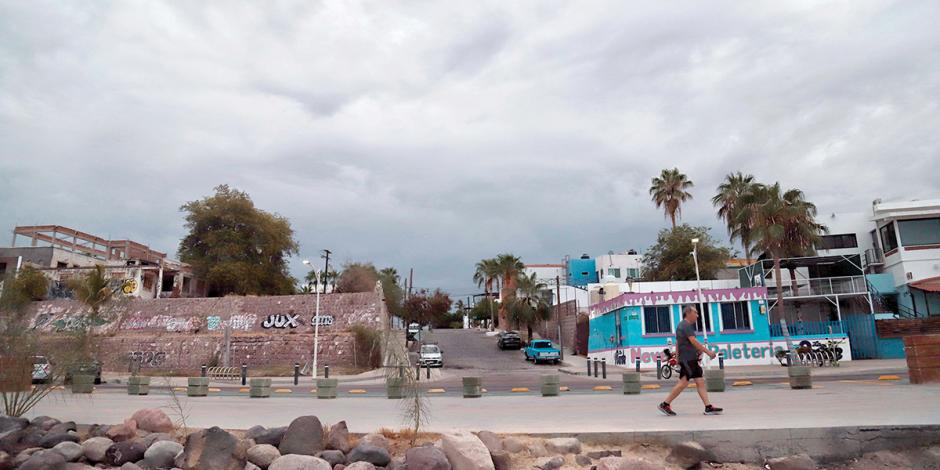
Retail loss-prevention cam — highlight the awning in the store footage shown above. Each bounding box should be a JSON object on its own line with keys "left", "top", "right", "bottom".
{"left": 910, "top": 276, "right": 940, "bottom": 293}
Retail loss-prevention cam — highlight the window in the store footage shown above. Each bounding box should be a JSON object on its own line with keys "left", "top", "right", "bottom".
{"left": 682, "top": 304, "right": 712, "bottom": 332}
{"left": 898, "top": 218, "right": 940, "bottom": 247}
{"left": 880, "top": 223, "right": 899, "bottom": 252}
{"left": 608, "top": 268, "right": 621, "bottom": 278}
{"left": 720, "top": 302, "right": 751, "bottom": 331}
{"left": 627, "top": 268, "right": 640, "bottom": 279}
{"left": 817, "top": 234, "right": 858, "bottom": 250}
{"left": 643, "top": 306, "right": 672, "bottom": 334}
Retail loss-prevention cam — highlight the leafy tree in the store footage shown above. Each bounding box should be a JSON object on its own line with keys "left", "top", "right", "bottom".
{"left": 469, "top": 297, "right": 497, "bottom": 325}
{"left": 472, "top": 258, "right": 500, "bottom": 329}
{"left": 505, "top": 273, "right": 552, "bottom": 340}
{"left": 402, "top": 289, "right": 452, "bottom": 327}
{"left": 179, "top": 185, "right": 298, "bottom": 296}
{"left": 712, "top": 172, "right": 757, "bottom": 263}
{"left": 335, "top": 262, "right": 379, "bottom": 293}
{"left": 641, "top": 225, "right": 732, "bottom": 281}
{"left": 650, "top": 168, "right": 694, "bottom": 229}
{"left": 493, "top": 254, "right": 525, "bottom": 329}
{"left": 377, "top": 268, "right": 405, "bottom": 318}
{"left": 0, "top": 266, "right": 49, "bottom": 316}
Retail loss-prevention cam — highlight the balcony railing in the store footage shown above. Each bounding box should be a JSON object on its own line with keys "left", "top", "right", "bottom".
{"left": 766, "top": 275, "right": 868, "bottom": 299}
{"left": 769, "top": 320, "right": 846, "bottom": 338}
{"left": 864, "top": 248, "right": 885, "bottom": 266}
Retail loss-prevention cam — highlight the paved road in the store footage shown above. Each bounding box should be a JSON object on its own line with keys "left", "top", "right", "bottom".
{"left": 420, "top": 329, "right": 553, "bottom": 372}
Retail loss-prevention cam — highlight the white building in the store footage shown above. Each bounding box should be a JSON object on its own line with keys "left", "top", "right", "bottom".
{"left": 871, "top": 198, "right": 940, "bottom": 316}
{"left": 592, "top": 250, "right": 643, "bottom": 282}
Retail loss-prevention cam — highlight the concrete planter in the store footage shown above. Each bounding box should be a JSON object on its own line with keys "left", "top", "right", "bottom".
{"left": 541, "top": 374, "right": 560, "bottom": 397}
{"left": 622, "top": 372, "right": 641, "bottom": 395}
{"left": 127, "top": 376, "right": 150, "bottom": 395}
{"left": 788, "top": 366, "right": 812, "bottom": 389}
{"left": 462, "top": 376, "right": 482, "bottom": 398}
{"left": 187, "top": 377, "right": 209, "bottom": 397}
{"left": 250, "top": 378, "right": 271, "bottom": 398}
{"left": 71, "top": 374, "right": 95, "bottom": 394}
{"left": 386, "top": 377, "right": 405, "bottom": 399}
{"left": 317, "top": 378, "right": 338, "bottom": 399}
{"left": 705, "top": 369, "right": 726, "bottom": 392}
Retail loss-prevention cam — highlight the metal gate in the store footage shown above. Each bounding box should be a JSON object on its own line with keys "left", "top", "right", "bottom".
{"left": 843, "top": 314, "right": 879, "bottom": 359}
{"left": 575, "top": 315, "right": 589, "bottom": 356}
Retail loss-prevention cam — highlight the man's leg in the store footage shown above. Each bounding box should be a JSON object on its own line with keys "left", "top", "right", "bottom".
{"left": 664, "top": 377, "right": 688, "bottom": 405}
{"left": 693, "top": 377, "right": 710, "bottom": 406}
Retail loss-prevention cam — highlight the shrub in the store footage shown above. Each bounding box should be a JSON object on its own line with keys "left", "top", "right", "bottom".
{"left": 350, "top": 324, "right": 382, "bottom": 369}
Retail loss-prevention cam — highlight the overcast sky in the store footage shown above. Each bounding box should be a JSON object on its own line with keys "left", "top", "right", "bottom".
{"left": 2, "top": 1, "right": 939, "bottom": 297}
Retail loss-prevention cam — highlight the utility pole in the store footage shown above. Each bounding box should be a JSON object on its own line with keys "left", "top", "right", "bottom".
{"left": 556, "top": 275, "right": 564, "bottom": 360}
{"left": 321, "top": 249, "right": 331, "bottom": 294}
{"left": 407, "top": 268, "right": 414, "bottom": 299}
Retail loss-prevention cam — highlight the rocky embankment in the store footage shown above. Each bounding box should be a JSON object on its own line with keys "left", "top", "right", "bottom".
{"left": 1, "top": 410, "right": 939, "bottom": 470}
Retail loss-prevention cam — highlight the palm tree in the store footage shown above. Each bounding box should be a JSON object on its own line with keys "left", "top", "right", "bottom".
{"left": 379, "top": 268, "right": 400, "bottom": 286}
{"left": 472, "top": 258, "right": 500, "bottom": 329}
{"left": 735, "top": 183, "right": 827, "bottom": 321}
{"left": 68, "top": 265, "right": 116, "bottom": 364}
{"left": 505, "top": 273, "right": 552, "bottom": 341}
{"left": 712, "top": 172, "right": 757, "bottom": 263}
{"left": 650, "top": 168, "right": 694, "bottom": 229}
{"left": 494, "top": 254, "right": 526, "bottom": 329}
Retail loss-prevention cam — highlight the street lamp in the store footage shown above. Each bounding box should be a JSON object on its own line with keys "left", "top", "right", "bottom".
{"left": 690, "top": 238, "right": 710, "bottom": 367}
{"left": 303, "top": 259, "right": 322, "bottom": 378}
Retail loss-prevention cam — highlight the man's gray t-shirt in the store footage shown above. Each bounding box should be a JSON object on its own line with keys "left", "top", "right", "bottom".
{"left": 676, "top": 319, "right": 698, "bottom": 362}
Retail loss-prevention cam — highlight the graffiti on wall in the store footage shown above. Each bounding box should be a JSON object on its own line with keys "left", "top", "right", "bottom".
{"left": 122, "top": 315, "right": 200, "bottom": 332}
{"left": 227, "top": 314, "right": 257, "bottom": 331}
{"left": 311, "top": 315, "right": 334, "bottom": 326}
{"left": 207, "top": 316, "right": 222, "bottom": 331}
{"left": 129, "top": 351, "right": 167, "bottom": 367}
{"left": 262, "top": 314, "right": 301, "bottom": 329}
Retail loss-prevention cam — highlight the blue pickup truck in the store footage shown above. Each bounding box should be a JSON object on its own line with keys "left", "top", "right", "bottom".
{"left": 524, "top": 339, "right": 561, "bottom": 364}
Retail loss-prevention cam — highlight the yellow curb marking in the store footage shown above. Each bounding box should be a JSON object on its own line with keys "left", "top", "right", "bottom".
{"left": 208, "top": 388, "right": 221, "bottom": 392}
{"left": 310, "top": 389, "right": 318, "bottom": 393}
{"left": 641, "top": 384, "right": 661, "bottom": 390}
{"left": 812, "top": 385, "right": 824, "bottom": 389}
{"left": 592, "top": 386, "right": 613, "bottom": 391}
{"left": 732, "top": 381, "right": 752, "bottom": 387}
{"left": 348, "top": 389, "right": 367, "bottom": 394}
{"left": 686, "top": 383, "right": 697, "bottom": 388}
{"left": 559, "top": 386, "right": 570, "bottom": 392}
{"left": 428, "top": 388, "right": 446, "bottom": 393}
{"left": 274, "top": 388, "right": 292, "bottom": 393}
{"left": 878, "top": 375, "right": 900, "bottom": 381}
{"left": 511, "top": 387, "right": 530, "bottom": 393}
{"left": 172, "top": 387, "right": 187, "bottom": 392}
{"left": 481, "top": 388, "right": 488, "bottom": 393}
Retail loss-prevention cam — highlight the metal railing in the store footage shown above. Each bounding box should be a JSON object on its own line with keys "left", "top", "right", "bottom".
{"left": 864, "top": 248, "right": 885, "bottom": 267}
{"left": 769, "top": 320, "right": 846, "bottom": 338}
{"left": 207, "top": 367, "right": 240, "bottom": 380}
{"left": 766, "top": 275, "right": 868, "bottom": 299}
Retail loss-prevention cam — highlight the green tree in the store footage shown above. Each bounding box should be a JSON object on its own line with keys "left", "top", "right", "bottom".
{"left": 305, "top": 269, "right": 338, "bottom": 292}
{"left": 641, "top": 225, "right": 732, "bottom": 281}
{"left": 179, "top": 185, "right": 298, "bottom": 296}
{"left": 712, "top": 172, "right": 757, "bottom": 263}
{"left": 0, "top": 266, "right": 49, "bottom": 315}
{"left": 469, "top": 297, "right": 497, "bottom": 325}
{"left": 377, "top": 267, "right": 405, "bottom": 318}
{"left": 402, "top": 289, "right": 452, "bottom": 327}
{"left": 493, "top": 254, "right": 525, "bottom": 329}
{"left": 505, "top": 273, "right": 552, "bottom": 340}
{"left": 335, "top": 262, "right": 379, "bottom": 293}
{"left": 472, "top": 258, "right": 500, "bottom": 329}
{"left": 650, "top": 168, "right": 694, "bottom": 229}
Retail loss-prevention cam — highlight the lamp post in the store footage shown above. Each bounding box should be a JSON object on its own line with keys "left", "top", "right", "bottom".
{"left": 691, "top": 238, "right": 710, "bottom": 367}
{"left": 303, "top": 259, "right": 322, "bottom": 378}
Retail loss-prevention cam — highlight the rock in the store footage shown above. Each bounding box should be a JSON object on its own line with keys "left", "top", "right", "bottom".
{"left": 765, "top": 453, "right": 816, "bottom": 470}
{"left": 176, "top": 426, "right": 241, "bottom": 470}
{"left": 279, "top": 416, "right": 325, "bottom": 456}
{"left": 386, "top": 457, "right": 406, "bottom": 470}
{"left": 107, "top": 439, "right": 148, "bottom": 466}
{"left": 19, "top": 450, "right": 67, "bottom": 470}
{"left": 545, "top": 438, "right": 581, "bottom": 455}
{"left": 501, "top": 438, "right": 524, "bottom": 454}
{"left": 535, "top": 457, "right": 564, "bottom": 470}
{"left": 107, "top": 421, "right": 139, "bottom": 442}
{"left": 140, "top": 433, "right": 175, "bottom": 448}
{"left": 596, "top": 456, "right": 660, "bottom": 470}
{"left": 131, "top": 409, "right": 175, "bottom": 433}
{"left": 255, "top": 427, "right": 288, "bottom": 447}
{"left": 246, "top": 426, "right": 267, "bottom": 440}
{"left": 40, "top": 432, "right": 81, "bottom": 448}
{"left": 246, "top": 463, "right": 262, "bottom": 470}
{"left": 585, "top": 451, "right": 620, "bottom": 460}
{"left": 442, "top": 431, "right": 495, "bottom": 470}
{"left": 13, "top": 447, "right": 43, "bottom": 467}
{"left": 526, "top": 442, "right": 548, "bottom": 458}
{"left": 476, "top": 432, "right": 502, "bottom": 453}
{"left": 0, "top": 451, "right": 10, "bottom": 470}
{"left": 30, "top": 416, "right": 60, "bottom": 431}
{"left": 52, "top": 441, "right": 84, "bottom": 461}
{"left": 348, "top": 444, "right": 391, "bottom": 467}
{"left": 851, "top": 450, "right": 913, "bottom": 470}
{"left": 335, "top": 465, "right": 346, "bottom": 470}
{"left": 144, "top": 440, "right": 183, "bottom": 468}
{"left": 269, "top": 454, "right": 332, "bottom": 470}
{"left": 48, "top": 421, "right": 77, "bottom": 435}
{"left": 318, "top": 450, "right": 347, "bottom": 467}
{"left": 0, "top": 416, "right": 28, "bottom": 435}
{"left": 666, "top": 442, "right": 710, "bottom": 469}
{"left": 64, "top": 463, "right": 97, "bottom": 470}
{"left": 87, "top": 424, "right": 111, "bottom": 438}
{"left": 248, "top": 444, "right": 281, "bottom": 469}
{"left": 82, "top": 436, "right": 114, "bottom": 462}
{"left": 235, "top": 438, "right": 255, "bottom": 461}
{"left": 490, "top": 450, "right": 511, "bottom": 470}
{"left": 346, "top": 462, "right": 376, "bottom": 470}
{"left": 406, "top": 446, "right": 451, "bottom": 470}
{"left": 575, "top": 455, "right": 591, "bottom": 466}
{"left": 358, "top": 434, "right": 390, "bottom": 452}
{"left": 121, "top": 463, "right": 144, "bottom": 470}
{"left": 326, "top": 422, "right": 351, "bottom": 454}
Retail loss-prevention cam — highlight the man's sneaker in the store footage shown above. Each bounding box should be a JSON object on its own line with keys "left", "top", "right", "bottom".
{"left": 658, "top": 402, "right": 677, "bottom": 416}
{"left": 704, "top": 405, "right": 723, "bottom": 415}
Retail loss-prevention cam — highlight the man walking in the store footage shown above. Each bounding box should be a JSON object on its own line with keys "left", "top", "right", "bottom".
{"left": 658, "top": 305, "right": 723, "bottom": 416}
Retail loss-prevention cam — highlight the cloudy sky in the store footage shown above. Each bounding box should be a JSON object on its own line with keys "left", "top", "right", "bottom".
{"left": 2, "top": 1, "right": 938, "bottom": 297}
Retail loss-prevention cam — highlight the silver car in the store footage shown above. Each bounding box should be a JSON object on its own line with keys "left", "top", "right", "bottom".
{"left": 418, "top": 344, "right": 444, "bottom": 368}
{"left": 32, "top": 356, "right": 51, "bottom": 383}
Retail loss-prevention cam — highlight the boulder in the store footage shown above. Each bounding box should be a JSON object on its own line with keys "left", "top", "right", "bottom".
{"left": 140, "top": 432, "right": 175, "bottom": 448}
{"left": 318, "top": 450, "right": 348, "bottom": 467}
{"left": 476, "top": 432, "right": 502, "bottom": 453}
{"left": 255, "top": 427, "right": 288, "bottom": 447}
{"left": 19, "top": 450, "right": 67, "bottom": 470}
{"left": 40, "top": 432, "right": 80, "bottom": 448}
{"left": 666, "top": 442, "right": 711, "bottom": 469}
{"left": 120, "top": 463, "right": 144, "bottom": 470}
{"left": 107, "top": 420, "right": 139, "bottom": 442}
{"left": 269, "top": 454, "right": 332, "bottom": 470}
{"left": 405, "top": 446, "right": 451, "bottom": 470}
{"left": 357, "top": 434, "right": 390, "bottom": 452}
{"left": 545, "top": 438, "right": 581, "bottom": 455}
{"left": 246, "top": 463, "right": 262, "bottom": 470}
{"left": 441, "top": 431, "right": 495, "bottom": 470}
{"left": 526, "top": 442, "right": 548, "bottom": 458}
{"left": 52, "top": 441, "right": 84, "bottom": 461}
{"left": 63, "top": 463, "right": 97, "bottom": 470}
{"left": 490, "top": 450, "right": 511, "bottom": 470}
{"left": 176, "top": 426, "right": 241, "bottom": 470}
{"left": 326, "top": 422, "right": 351, "bottom": 454}
{"left": 596, "top": 456, "right": 660, "bottom": 470}
{"left": 131, "top": 409, "right": 175, "bottom": 433}
{"left": 13, "top": 447, "right": 43, "bottom": 467}
{"left": 335, "top": 464, "right": 346, "bottom": 470}
{"left": 48, "top": 422, "right": 77, "bottom": 435}
{"left": 765, "top": 453, "right": 816, "bottom": 470}
{"left": 585, "top": 451, "right": 620, "bottom": 460}
{"left": 30, "top": 416, "right": 60, "bottom": 431}
{"left": 107, "top": 439, "right": 148, "bottom": 466}
{"left": 501, "top": 438, "right": 524, "bottom": 454}
{"left": 535, "top": 457, "right": 563, "bottom": 470}
{"left": 346, "top": 462, "right": 376, "bottom": 470}
{"left": 0, "top": 416, "right": 28, "bottom": 435}
{"left": 144, "top": 440, "right": 183, "bottom": 468}
{"left": 86, "top": 424, "right": 110, "bottom": 438}
{"left": 81, "top": 436, "right": 114, "bottom": 462}
{"left": 386, "top": 456, "right": 406, "bottom": 470}
{"left": 279, "top": 416, "right": 325, "bottom": 456}
{"left": 575, "top": 455, "right": 591, "bottom": 466}
{"left": 348, "top": 444, "right": 391, "bottom": 467}
{"left": 0, "top": 451, "right": 10, "bottom": 470}
{"left": 246, "top": 426, "right": 268, "bottom": 440}
{"left": 248, "top": 444, "right": 282, "bottom": 469}
{"left": 851, "top": 450, "right": 913, "bottom": 470}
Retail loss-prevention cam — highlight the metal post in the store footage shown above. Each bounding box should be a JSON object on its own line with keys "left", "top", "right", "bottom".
{"left": 313, "top": 271, "right": 322, "bottom": 378}
{"left": 241, "top": 363, "right": 247, "bottom": 386}
{"left": 416, "top": 363, "right": 421, "bottom": 381}
{"left": 656, "top": 358, "right": 662, "bottom": 380}
{"left": 586, "top": 357, "right": 592, "bottom": 376}
{"left": 592, "top": 358, "right": 598, "bottom": 377}
{"left": 691, "top": 240, "right": 710, "bottom": 368}
{"left": 635, "top": 358, "right": 641, "bottom": 373}
{"left": 426, "top": 363, "right": 431, "bottom": 380}
{"left": 718, "top": 353, "right": 725, "bottom": 370}
{"left": 200, "top": 364, "right": 207, "bottom": 377}
{"left": 601, "top": 358, "right": 607, "bottom": 379}
{"left": 324, "top": 365, "right": 330, "bottom": 379}
{"left": 293, "top": 362, "right": 300, "bottom": 385}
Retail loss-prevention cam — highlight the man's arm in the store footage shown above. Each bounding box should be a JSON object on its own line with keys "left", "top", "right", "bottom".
{"left": 688, "top": 336, "right": 717, "bottom": 358}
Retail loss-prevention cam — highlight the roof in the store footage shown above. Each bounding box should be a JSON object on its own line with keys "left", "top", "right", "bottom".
{"left": 911, "top": 276, "right": 940, "bottom": 293}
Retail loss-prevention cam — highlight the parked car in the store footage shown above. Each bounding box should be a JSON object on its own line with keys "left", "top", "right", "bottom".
{"left": 524, "top": 339, "right": 561, "bottom": 364}
{"left": 497, "top": 331, "right": 523, "bottom": 350}
{"left": 407, "top": 323, "right": 421, "bottom": 341}
{"left": 418, "top": 343, "right": 444, "bottom": 368}
{"left": 65, "top": 360, "right": 102, "bottom": 385}
{"left": 32, "top": 356, "right": 51, "bottom": 384}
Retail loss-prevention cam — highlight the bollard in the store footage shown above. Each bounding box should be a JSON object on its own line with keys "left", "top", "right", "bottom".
{"left": 324, "top": 365, "right": 330, "bottom": 379}
{"left": 250, "top": 378, "right": 271, "bottom": 398}
{"left": 635, "top": 359, "right": 641, "bottom": 373}
{"left": 293, "top": 363, "right": 300, "bottom": 385}
{"left": 622, "top": 372, "right": 641, "bottom": 394}
{"left": 200, "top": 364, "right": 207, "bottom": 377}
{"left": 593, "top": 358, "right": 598, "bottom": 378}
{"left": 187, "top": 377, "right": 209, "bottom": 397}
{"left": 788, "top": 366, "right": 812, "bottom": 389}
{"left": 704, "top": 368, "right": 725, "bottom": 392}
{"left": 586, "top": 357, "right": 592, "bottom": 376}
{"left": 127, "top": 376, "right": 150, "bottom": 395}
{"left": 316, "top": 378, "right": 338, "bottom": 399}
{"left": 462, "top": 376, "right": 482, "bottom": 398}
{"left": 426, "top": 363, "right": 431, "bottom": 380}
{"left": 656, "top": 359, "right": 662, "bottom": 380}
{"left": 387, "top": 376, "right": 405, "bottom": 399}
{"left": 541, "top": 374, "right": 560, "bottom": 396}
{"left": 241, "top": 363, "right": 247, "bottom": 386}
{"left": 416, "top": 363, "right": 421, "bottom": 381}
{"left": 601, "top": 358, "right": 607, "bottom": 379}
{"left": 719, "top": 353, "right": 725, "bottom": 370}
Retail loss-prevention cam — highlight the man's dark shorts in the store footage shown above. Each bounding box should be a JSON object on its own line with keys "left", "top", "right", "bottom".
{"left": 679, "top": 359, "right": 703, "bottom": 380}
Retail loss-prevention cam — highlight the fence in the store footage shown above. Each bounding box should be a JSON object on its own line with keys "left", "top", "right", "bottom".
{"left": 207, "top": 367, "right": 240, "bottom": 380}
{"left": 768, "top": 276, "right": 868, "bottom": 299}
{"left": 769, "top": 320, "right": 846, "bottom": 338}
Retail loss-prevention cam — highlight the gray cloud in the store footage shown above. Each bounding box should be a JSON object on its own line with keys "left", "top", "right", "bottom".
{"left": 2, "top": 1, "right": 938, "bottom": 296}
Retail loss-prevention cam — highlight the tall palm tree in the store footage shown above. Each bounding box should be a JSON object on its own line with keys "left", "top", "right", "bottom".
{"left": 650, "top": 168, "right": 694, "bottom": 229}
{"left": 472, "top": 258, "right": 500, "bottom": 329}
{"left": 712, "top": 172, "right": 757, "bottom": 263}
{"left": 505, "top": 273, "right": 552, "bottom": 341}
{"left": 379, "top": 268, "right": 400, "bottom": 286}
{"left": 494, "top": 254, "right": 526, "bottom": 329}
{"left": 735, "top": 183, "right": 826, "bottom": 321}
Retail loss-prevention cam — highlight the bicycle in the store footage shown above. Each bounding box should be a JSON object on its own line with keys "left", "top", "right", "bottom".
{"left": 659, "top": 348, "right": 682, "bottom": 379}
